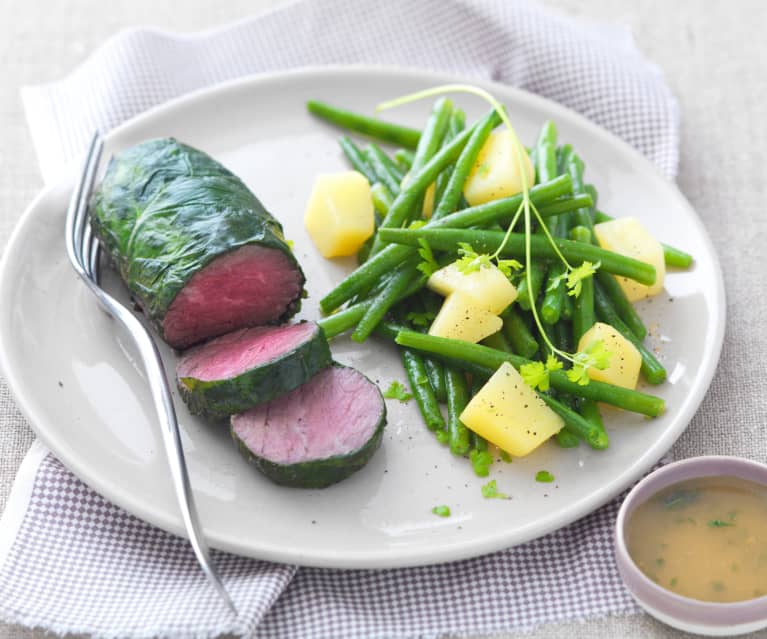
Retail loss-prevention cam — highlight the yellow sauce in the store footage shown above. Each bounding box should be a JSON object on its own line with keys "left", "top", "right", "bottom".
{"left": 626, "top": 475, "right": 767, "bottom": 603}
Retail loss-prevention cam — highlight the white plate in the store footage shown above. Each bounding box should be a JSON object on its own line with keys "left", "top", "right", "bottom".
{"left": 0, "top": 67, "right": 725, "bottom": 568}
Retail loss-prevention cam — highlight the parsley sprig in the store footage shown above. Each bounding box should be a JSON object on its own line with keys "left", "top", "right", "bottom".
{"left": 382, "top": 380, "right": 413, "bottom": 402}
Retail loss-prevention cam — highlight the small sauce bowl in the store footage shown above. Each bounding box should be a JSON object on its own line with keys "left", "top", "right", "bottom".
{"left": 615, "top": 456, "right": 767, "bottom": 636}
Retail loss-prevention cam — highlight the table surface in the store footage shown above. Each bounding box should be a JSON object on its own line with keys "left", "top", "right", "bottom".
{"left": 2, "top": 0, "right": 767, "bottom": 637}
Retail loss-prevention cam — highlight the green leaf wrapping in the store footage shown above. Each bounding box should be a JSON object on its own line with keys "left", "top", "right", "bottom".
{"left": 91, "top": 138, "right": 304, "bottom": 342}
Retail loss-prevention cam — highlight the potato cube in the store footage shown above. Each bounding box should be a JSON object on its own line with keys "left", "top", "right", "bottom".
{"left": 463, "top": 130, "right": 535, "bottom": 206}
{"left": 593, "top": 217, "right": 665, "bottom": 302}
{"left": 427, "top": 262, "right": 518, "bottom": 314}
{"left": 460, "top": 362, "right": 564, "bottom": 457}
{"left": 428, "top": 292, "right": 503, "bottom": 343}
{"left": 577, "top": 321, "right": 641, "bottom": 389}
{"left": 304, "top": 171, "right": 374, "bottom": 258}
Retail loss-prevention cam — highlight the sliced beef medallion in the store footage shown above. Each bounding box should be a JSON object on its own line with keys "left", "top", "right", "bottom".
{"left": 91, "top": 137, "right": 304, "bottom": 348}
{"left": 176, "top": 322, "right": 332, "bottom": 418}
{"left": 231, "top": 365, "right": 386, "bottom": 488}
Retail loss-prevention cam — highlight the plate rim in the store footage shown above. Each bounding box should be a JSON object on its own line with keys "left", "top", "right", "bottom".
{"left": 0, "top": 65, "right": 727, "bottom": 568}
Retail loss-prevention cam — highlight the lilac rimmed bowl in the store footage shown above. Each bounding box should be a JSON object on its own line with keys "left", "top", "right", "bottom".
{"left": 615, "top": 456, "right": 767, "bottom": 636}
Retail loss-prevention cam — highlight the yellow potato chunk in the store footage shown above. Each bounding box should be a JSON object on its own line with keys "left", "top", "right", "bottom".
{"left": 578, "top": 322, "right": 641, "bottom": 389}
{"left": 593, "top": 217, "right": 665, "bottom": 302}
{"left": 304, "top": 171, "right": 374, "bottom": 258}
{"left": 428, "top": 292, "right": 502, "bottom": 343}
{"left": 460, "top": 362, "right": 564, "bottom": 457}
{"left": 463, "top": 130, "right": 535, "bottom": 206}
{"left": 427, "top": 262, "right": 517, "bottom": 314}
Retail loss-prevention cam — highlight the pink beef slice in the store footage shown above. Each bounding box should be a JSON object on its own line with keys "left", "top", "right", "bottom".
{"left": 177, "top": 323, "right": 317, "bottom": 382}
{"left": 231, "top": 367, "right": 383, "bottom": 465}
{"left": 162, "top": 244, "right": 303, "bottom": 348}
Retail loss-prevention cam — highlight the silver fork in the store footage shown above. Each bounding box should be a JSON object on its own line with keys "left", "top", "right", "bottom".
{"left": 65, "top": 132, "right": 238, "bottom": 616}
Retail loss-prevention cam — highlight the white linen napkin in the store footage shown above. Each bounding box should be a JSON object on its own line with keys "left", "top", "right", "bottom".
{"left": 2, "top": 0, "right": 679, "bottom": 637}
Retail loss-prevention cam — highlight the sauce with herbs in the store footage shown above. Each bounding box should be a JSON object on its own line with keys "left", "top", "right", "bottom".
{"left": 626, "top": 475, "right": 767, "bottom": 603}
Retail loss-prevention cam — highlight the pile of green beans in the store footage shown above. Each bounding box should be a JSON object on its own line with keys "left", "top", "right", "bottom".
{"left": 310, "top": 99, "right": 691, "bottom": 471}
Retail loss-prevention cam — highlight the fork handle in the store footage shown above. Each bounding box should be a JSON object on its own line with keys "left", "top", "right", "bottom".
{"left": 80, "top": 284, "right": 237, "bottom": 614}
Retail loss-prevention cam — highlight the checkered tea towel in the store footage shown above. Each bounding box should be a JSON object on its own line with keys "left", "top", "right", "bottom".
{"left": 2, "top": 0, "right": 679, "bottom": 637}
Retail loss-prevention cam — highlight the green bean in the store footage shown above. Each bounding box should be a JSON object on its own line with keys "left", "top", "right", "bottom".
{"left": 584, "top": 184, "right": 598, "bottom": 208}
{"left": 556, "top": 144, "right": 573, "bottom": 174}
{"left": 660, "top": 244, "right": 694, "bottom": 269}
{"left": 556, "top": 429, "right": 581, "bottom": 448}
{"left": 593, "top": 281, "right": 667, "bottom": 384}
{"left": 368, "top": 111, "right": 494, "bottom": 256}
{"left": 401, "top": 349, "right": 446, "bottom": 432}
{"left": 365, "top": 145, "right": 402, "bottom": 194}
{"left": 307, "top": 100, "right": 421, "bottom": 148}
{"left": 394, "top": 330, "right": 666, "bottom": 417}
{"left": 569, "top": 225, "right": 591, "bottom": 244}
{"left": 372, "top": 143, "right": 405, "bottom": 181}
{"left": 424, "top": 358, "right": 448, "bottom": 403}
{"left": 432, "top": 111, "right": 498, "bottom": 220}
{"left": 448, "top": 109, "right": 466, "bottom": 137}
{"left": 352, "top": 260, "right": 418, "bottom": 342}
{"left": 551, "top": 319, "right": 573, "bottom": 356}
{"left": 375, "top": 320, "right": 408, "bottom": 342}
{"left": 570, "top": 225, "right": 596, "bottom": 342}
{"left": 535, "top": 194, "right": 593, "bottom": 218}
{"left": 358, "top": 199, "right": 385, "bottom": 265}
{"left": 432, "top": 110, "right": 465, "bottom": 215}
{"left": 593, "top": 210, "right": 694, "bottom": 268}
{"left": 596, "top": 270, "right": 647, "bottom": 340}
{"left": 566, "top": 153, "right": 595, "bottom": 234}
{"left": 578, "top": 399, "right": 608, "bottom": 447}
{"left": 517, "top": 260, "right": 547, "bottom": 311}
{"left": 394, "top": 149, "right": 414, "bottom": 172}
{"left": 539, "top": 394, "right": 608, "bottom": 450}
{"left": 536, "top": 141, "right": 558, "bottom": 188}
{"left": 502, "top": 307, "right": 539, "bottom": 359}
{"left": 535, "top": 121, "right": 558, "bottom": 184}
{"left": 471, "top": 433, "right": 489, "bottom": 452}
{"left": 537, "top": 120, "right": 558, "bottom": 148}
{"left": 470, "top": 364, "right": 492, "bottom": 455}
{"left": 371, "top": 182, "right": 394, "bottom": 216}
{"left": 319, "top": 174, "right": 571, "bottom": 313}
{"left": 356, "top": 240, "right": 372, "bottom": 265}
{"left": 318, "top": 277, "right": 424, "bottom": 339}
{"left": 339, "top": 135, "right": 378, "bottom": 185}
{"left": 561, "top": 291, "right": 574, "bottom": 321}
{"left": 376, "top": 227, "right": 657, "bottom": 286}
{"left": 411, "top": 98, "right": 453, "bottom": 173}
{"left": 445, "top": 368, "right": 472, "bottom": 455}
{"left": 481, "top": 330, "right": 514, "bottom": 354}
{"left": 539, "top": 212, "right": 569, "bottom": 324}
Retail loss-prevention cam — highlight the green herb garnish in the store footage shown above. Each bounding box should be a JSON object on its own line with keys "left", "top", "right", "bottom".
{"left": 662, "top": 489, "right": 699, "bottom": 510}
{"left": 481, "top": 479, "right": 511, "bottom": 500}
{"left": 535, "top": 470, "right": 555, "bottom": 483}
{"left": 432, "top": 505, "right": 451, "bottom": 517}
{"left": 520, "top": 354, "right": 563, "bottom": 392}
{"left": 383, "top": 380, "right": 413, "bottom": 402}
{"left": 708, "top": 519, "right": 735, "bottom": 528}
{"left": 416, "top": 238, "right": 439, "bottom": 277}
{"left": 566, "top": 340, "right": 612, "bottom": 386}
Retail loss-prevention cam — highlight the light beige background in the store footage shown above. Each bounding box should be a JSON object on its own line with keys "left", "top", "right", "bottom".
{"left": 2, "top": 0, "right": 766, "bottom": 637}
